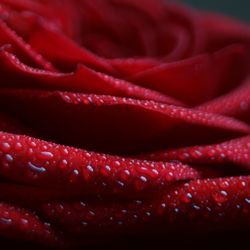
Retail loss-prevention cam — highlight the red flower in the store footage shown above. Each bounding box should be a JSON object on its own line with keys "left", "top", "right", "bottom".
{"left": 0, "top": 0, "right": 250, "bottom": 248}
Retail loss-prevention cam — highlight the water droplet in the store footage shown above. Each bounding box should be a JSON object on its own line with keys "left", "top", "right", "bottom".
{"left": 240, "top": 181, "right": 247, "bottom": 188}
{"left": 0, "top": 142, "right": 10, "bottom": 152}
{"left": 87, "top": 211, "right": 95, "bottom": 219}
{"left": 120, "top": 169, "right": 130, "bottom": 181}
{"left": 39, "top": 151, "right": 54, "bottom": 160}
{"left": 219, "top": 181, "right": 230, "bottom": 189}
{"left": 140, "top": 176, "right": 147, "bottom": 182}
{"left": 21, "top": 218, "right": 28, "bottom": 225}
{"left": 114, "top": 161, "right": 121, "bottom": 166}
{"left": 87, "top": 165, "right": 94, "bottom": 172}
{"left": 80, "top": 202, "right": 86, "bottom": 207}
{"left": 28, "top": 162, "right": 46, "bottom": 173}
{"left": 135, "top": 175, "right": 148, "bottom": 190}
{"left": 221, "top": 153, "right": 226, "bottom": 158}
{"left": 166, "top": 171, "right": 174, "bottom": 181}
{"left": 105, "top": 165, "right": 111, "bottom": 171}
{"left": 82, "top": 221, "right": 88, "bottom": 226}
{"left": 63, "top": 95, "right": 72, "bottom": 103}
{"left": 28, "top": 148, "right": 33, "bottom": 155}
{"left": 161, "top": 203, "right": 167, "bottom": 208}
{"left": 15, "top": 142, "right": 23, "bottom": 151}
{"left": 213, "top": 190, "right": 228, "bottom": 203}
{"left": 220, "top": 190, "right": 228, "bottom": 196}
{"left": 194, "top": 150, "right": 202, "bottom": 156}
{"left": 0, "top": 218, "right": 12, "bottom": 225}
{"left": 124, "top": 170, "right": 130, "bottom": 175}
{"left": 206, "top": 207, "right": 212, "bottom": 212}
{"left": 63, "top": 149, "right": 69, "bottom": 155}
{"left": 181, "top": 192, "right": 192, "bottom": 203}
{"left": 236, "top": 204, "right": 241, "bottom": 209}
{"left": 4, "top": 154, "right": 13, "bottom": 162}
{"left": 133, "top": 214, "right": 138, "bottom": 219}
{"left": 30, "top": 142, "right": 37, "bottom": 147}
{"left": 59, "top": 159, "right": 68, "bottom": 169}
{"left": 192, "top": 204, "right": 201, "bottom": 210}
{"left": 135, "top": 200, "right": 143, "bottom": 205}
{"left": 73, "top": 169, "right": 79, "bottom": 175}
{"left": 174, "top": 208, "right": 179, "bottom": 213}
{"left": 117, "top": 180, "right": 125, "bottom": 187}
{"left": 151, "top": 169, "right": 159, "bottom": 176}
{"left": 245, "top": 198, "right": 250, "bottom": 205}
{"left": 101, "top": 165, "right": 111, "bottom": 176}
{"left": 44, "top": 222, "right": 51, "bottom": 228}
{"left": 62, "top": 159, "right": 68, "bottom": 165}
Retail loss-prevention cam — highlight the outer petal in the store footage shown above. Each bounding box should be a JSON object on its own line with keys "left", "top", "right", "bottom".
{"left": 0, "top": 202, "right": 63, "bottom": 247}
{"left": 0, "top": 19, "right": 55, "bottom": 71}
{"left": 0, "top": 50, "right": 180, "bottom": 104}
{"left": 126, "top": 45, "right": 250, "bottom": 105}
{"left": 200, "top": 11, "right": 250, "bottom": 51}
{"left": 39, "top": 176, "right": 250, "bottom": 237}
{"left": 143, "top": 136, "right": 250, "bottom": 171}
{"left": 0, "top": 132, "right": 199, "bottom": 196}
{"left": 198, "top": 76, "right": 250, "bottom": 123}
{"left": 0, "top": 89, "right": 248, "bottom": 154}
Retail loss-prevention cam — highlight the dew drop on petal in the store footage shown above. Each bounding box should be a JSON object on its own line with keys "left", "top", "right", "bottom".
{"left": 212, "top": 190, "right": 228, "bottom": 204}
{"left": 161, "top": 203, "right": 167, "bottom": 208}
{"left": 21, "top": 218, "right": 29, "bottom": 225}
{"left": 5, "top": 154, "right": 13, "bottom": 162}
{"left": 219, "top": 181, "right": 230, "bottom": 189}
{"left": 73, "top": 169, "right": 79, "bottom": 175}
{"left": 142, "top": 173, "right": 149, "bottom": 181}
{"left": 245, "top": 198, "right": 250, "bottom": 205}
{"left": 0, "top": 142, "right": 10, "bottom": 152}
{"left": 87, "top": 165, "right": 94, "bottom": 172}
{"left": 59, "top": 159, "right": 68, "bottom": 169}
{"left": 82, "top": 221, "right": 88, "bottom": 227}
{"left": 181, "top": 192, "right": 192, "bottom": 203}
{"left": 192, "top": 204, "right": 201, "bottom": 210}
{"left": 120, "top": 169, "right": 130, "bottom": 181}
{"left": 100, "top": 165, "right": 111, "bottom": 176}
{"left": 117, "top": 180, "right": 125, "bottom": 188}
{"left": 39, "top": 151, "right": 54, "bottom": 160}
{"left": 15, "top": 142, "right": 23, "bottom": 151}
{"left": 63, "top": 149, "right": 69, "bottom": 155}
{"left": 28, "top": 161, "right": 46, "bottom": 173}
{"left": 174, "top": 208, "right": 180, "bottom": 213}
{"left": 0, "top": 218, "right": 12, "bottom": 225}
{"left": 240, "top": 181, "right": 247, "bottom": 188}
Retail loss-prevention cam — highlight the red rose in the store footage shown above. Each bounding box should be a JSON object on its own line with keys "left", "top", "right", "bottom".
{"left": 0, "top": 0, "right": 250, "bottom": 248}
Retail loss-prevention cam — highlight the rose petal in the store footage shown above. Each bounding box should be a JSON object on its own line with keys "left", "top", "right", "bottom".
{"left": 198, "top": 76, "right": 250, "bottom": 123}
{"left": 126, "top": 44, "right": 250, "bottom": 105}
{"left": 0, "top": 19, "right": 55, "bottom": 71}
{"left": 0, "top": 131, "right": 199, "bottom": 195}
{"left": 201, "top": 11, "right": 250, "bottom": 51}
{"left": 28, "top": 22, "right": 115, "bottom": 73}
{"left": 0, "top": 89, "right": 248, "bottom": 154}
{"left": 0, "top": 202, "right": 62, "bottom": 247}
{"left": 143, "top": 136, "right": 250, "bottom": 171}
{"left": 39, "top": 176, "right": 250, "bottom": 236}
{"left": 0, "top": 50, "right": 181, "bottom": 104}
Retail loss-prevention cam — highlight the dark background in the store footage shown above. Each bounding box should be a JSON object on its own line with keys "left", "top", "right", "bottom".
{"left": 181, "top": 0, "right": 250, "bottom": 22}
